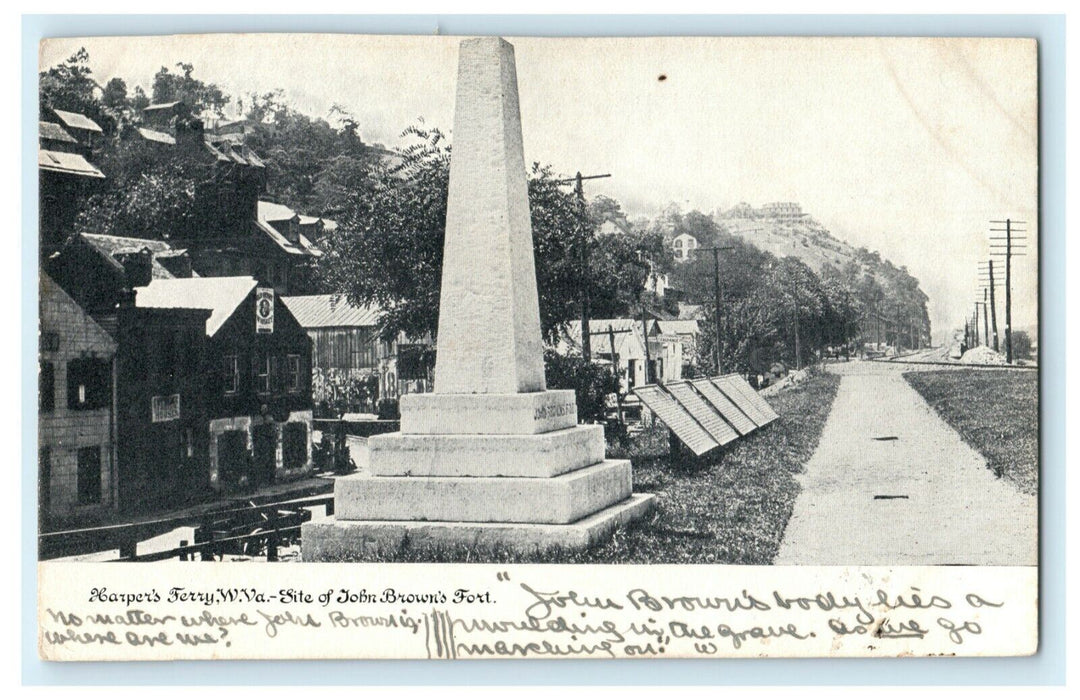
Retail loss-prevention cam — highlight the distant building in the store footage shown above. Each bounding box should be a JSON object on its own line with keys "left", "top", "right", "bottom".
{"left": 136, "top": 277, "right": 314, "bottom": 490}
{"left": 672, "top": 232, "right": 699, "bottom": 262}
{"left": 760, "top": 201, "right": 806, "bottom": 222}
{"left": 558, "top": 318, "right": 684, "bottom": 390}
{"left": 281, "top": 294, "right": 432, "bottom": 414}
{"left": 39, "top": 272, "right": 118, "bottom": 527}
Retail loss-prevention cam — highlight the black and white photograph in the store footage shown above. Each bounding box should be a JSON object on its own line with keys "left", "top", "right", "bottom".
{"left": 34, "top": 30, "right": 1040, "bottom": 660}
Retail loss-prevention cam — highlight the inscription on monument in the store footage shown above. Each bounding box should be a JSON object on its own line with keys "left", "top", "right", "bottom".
{"left": 534, "top": 403, "right": 576, "bottom": 420}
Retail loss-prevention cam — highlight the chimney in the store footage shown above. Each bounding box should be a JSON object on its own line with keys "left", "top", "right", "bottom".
{"left": 175, "top": 115, "right": 205, "bottom": 149}
{"left": 116, "top": 248, "right": 153, "bottom": 288}
{"left": 158, "top": 252, "right": 193, "bottom": 279}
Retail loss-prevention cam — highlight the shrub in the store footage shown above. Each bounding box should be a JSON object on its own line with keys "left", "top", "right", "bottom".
{"left": 543, "top": 349, "right": 618, "bottom": 425}
{"left": 1010, "top": 330, "right": 1034, "bottom": 361}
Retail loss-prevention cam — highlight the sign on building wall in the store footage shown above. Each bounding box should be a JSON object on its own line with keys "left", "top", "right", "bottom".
{"left": 151, "top": 394, "right": 181, "bottom": 423}
{"left": 255, "top": 287, "right": 275, "bottom": 334}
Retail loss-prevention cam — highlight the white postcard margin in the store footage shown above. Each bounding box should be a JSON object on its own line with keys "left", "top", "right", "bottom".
{"left": 38, "top": 562, "right": 1037, "bottom": 660}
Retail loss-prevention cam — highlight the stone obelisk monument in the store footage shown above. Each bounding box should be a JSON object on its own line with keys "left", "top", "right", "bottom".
{"left": 303, "top": 37, "right": 654, "bottom": 559}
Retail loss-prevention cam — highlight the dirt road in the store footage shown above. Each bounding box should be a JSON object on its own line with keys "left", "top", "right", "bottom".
{"left": 775, "top": 361, "right": 1037, "bottom": 565}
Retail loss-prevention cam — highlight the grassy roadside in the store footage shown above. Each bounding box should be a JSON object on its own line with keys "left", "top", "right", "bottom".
{"left": 319, "top": 371, "right": 842, "bottom": 564}
{"left": 904, "top": 369, "right": 1038, "bottom": 495}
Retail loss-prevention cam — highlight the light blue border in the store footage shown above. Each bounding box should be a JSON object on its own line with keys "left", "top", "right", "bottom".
{"left": 22, "top": 14, "right": 1065, "bottom": 686}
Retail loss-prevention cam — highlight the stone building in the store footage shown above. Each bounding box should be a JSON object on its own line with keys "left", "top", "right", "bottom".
{"left": 38, "top": 272, "right": 117, "bottom": 527}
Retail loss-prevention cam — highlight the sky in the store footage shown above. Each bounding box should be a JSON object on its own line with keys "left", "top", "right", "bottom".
{"left": 40, "top": 34, "right": 1039, "bottom": 343}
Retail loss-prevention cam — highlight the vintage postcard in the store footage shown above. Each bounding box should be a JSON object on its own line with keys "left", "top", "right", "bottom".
{"left": 35, "top": 33, "right": 1038, "bottom": 660}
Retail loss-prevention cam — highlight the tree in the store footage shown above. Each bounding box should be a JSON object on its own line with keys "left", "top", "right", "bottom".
{"left": 151, "top": 63, "right": 230, "bottom": 117}
{"left": 241, "top": 91, "right": 376, "bottom": 215}
{"left": 39, "top": 48, "right": 116, "bottom": 134}
{"left": 319, "top": 124, "right": 647, "bottom": 345}
{"left": 73, "top": 136, "right": 219, "bottom": 238}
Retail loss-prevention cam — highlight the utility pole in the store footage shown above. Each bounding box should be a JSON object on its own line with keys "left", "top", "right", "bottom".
{"left": 990, "top": 219, "right": 1027, "bottom": 363}
{"left": 793, "top": 288, "right": 802, "bottom": 371}
{"left": 973, "top": 303, "right": 980, "bottom": 346}
{"left": 555, "top": 171, "right": 612, "bottom": 362}
{"left": 698, "top": 246, "right": 735, "bottom": 375}
{"left": 635, "top": 250, "right": 654, "bottom": 385}
{"left": 981, "top": 289, "right": 990, "bottom": 348}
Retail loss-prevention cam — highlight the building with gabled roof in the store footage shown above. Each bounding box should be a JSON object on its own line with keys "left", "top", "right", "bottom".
{"left": 51, "top": 109, "right": 103, "bottom": 146}
{"left": 39, "top": 121, "right": 79, "bottom": 152}
{"left": 558, "top": 317, "right": 687, "bottom": 391}
{"left": 136, "top": 276, "right": 314, "bottom": 489}
{"left": 39, "top": 271, "right": 118, "bottom": 526}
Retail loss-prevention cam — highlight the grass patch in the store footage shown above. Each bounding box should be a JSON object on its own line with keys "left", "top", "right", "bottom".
{"left": 314, "top": 372, "right": 841, "bottom": 564}
{"left": 904, "top": 369, "right": 1038, "bottom": 495}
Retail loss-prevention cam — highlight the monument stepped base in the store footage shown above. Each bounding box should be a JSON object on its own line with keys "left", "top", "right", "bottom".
{"left": 335, "top": 459, "right": 633, "bottom": 524}
{"left": 301, "top": 493, "right": 656, "bottom": 560}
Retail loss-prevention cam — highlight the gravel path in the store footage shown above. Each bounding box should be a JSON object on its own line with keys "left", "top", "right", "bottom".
{"left": 775, "top": 361, "right": 1037, "bottom": 565}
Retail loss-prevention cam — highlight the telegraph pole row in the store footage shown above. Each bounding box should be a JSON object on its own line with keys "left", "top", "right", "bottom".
{"left": 555, "top": 171, "right": 612, "bottom": 362}
{"left": 977, "top": 260, "right": 1001, "bottom": 352}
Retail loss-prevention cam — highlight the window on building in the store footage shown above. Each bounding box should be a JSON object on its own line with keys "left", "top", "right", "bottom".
{"left": 39, "top": 361, "right": 54, "bottom": 413}
{"left": 286, "top": 355, "right": 301, "bottom": 393}
{"left": 289, "top": 219, "right": 300, "bottom": 242}
{"left": 282, "top": 422, "right": 308, "bottom": 470}
{"left": 254, "top": 351, "right": 271, "bottom": 394}
{"left": 223, "top": 354, "right": 239, "bottom": 394}
{"left": 181, "top": 426, "right": 194, "bottom": 459}
{"left": 67, "top": 357, "right": 111, "bottom": 411}
{"left": 77, "top": 446, "right": 101, "bottom": 505}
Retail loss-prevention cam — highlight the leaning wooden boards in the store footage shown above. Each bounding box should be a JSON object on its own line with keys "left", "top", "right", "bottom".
{"left": 633, "top": 375, "right": 777, "bottom": 456}
{"left": 633, "top": 385, "right": 720, "bottom": 456}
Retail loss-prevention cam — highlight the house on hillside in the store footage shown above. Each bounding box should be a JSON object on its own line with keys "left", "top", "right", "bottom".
{"left": 44, "top": 233, "right": 195, "bottom": 338}
{"left": 39, "top": 272, "right": 118, "bottom": 527}
{"left": 760, "top": 201, "right": 806, "bottom": 222}
{"left": 124, "top": 101, "right": 324, "bottom": 294}
{"left": 39, "top": 115, "right": 105, "bottom": 250}
{"left": 281, "top": 294, "right": 433, "bottom": 415}
{"left": 136, "top": 277, "right": 314, "bottom": 490}
{"left": 49, "top": 108, "right": 103, "bottom": 151}
{"left": 672, "top": 232, "right": 699, "bottom": 262}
